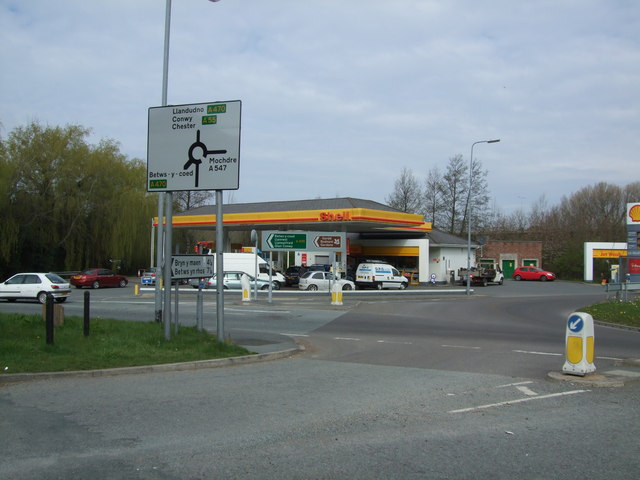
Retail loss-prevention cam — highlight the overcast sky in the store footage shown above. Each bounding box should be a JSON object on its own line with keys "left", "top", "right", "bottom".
{"left": 2, "top": 0, "right": 639, "bottom": 214}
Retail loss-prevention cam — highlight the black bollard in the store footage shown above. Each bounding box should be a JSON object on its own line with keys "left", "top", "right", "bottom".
{"left": 45, "top": 293, "right": 54, "bottom": 345}
{"left": 83, "top": 291, "right": 90, "bottom": 337}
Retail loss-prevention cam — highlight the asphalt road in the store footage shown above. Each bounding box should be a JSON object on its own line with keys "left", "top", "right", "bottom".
{"left": 1, "top": 280, "right": 639, "bottom": 479}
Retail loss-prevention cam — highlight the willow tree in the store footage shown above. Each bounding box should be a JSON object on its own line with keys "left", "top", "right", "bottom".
{"left": 0, "top": 121, "right": 155, "bottom": 275}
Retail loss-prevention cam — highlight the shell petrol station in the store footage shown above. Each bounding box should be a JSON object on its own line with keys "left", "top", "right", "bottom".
{"left": 164, "top": 197, "right": 474, "bottom": 285}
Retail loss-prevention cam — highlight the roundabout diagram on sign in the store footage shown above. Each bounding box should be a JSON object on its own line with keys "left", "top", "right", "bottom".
{"left": 183, "top": 129, "right": 227, "bottom": 188}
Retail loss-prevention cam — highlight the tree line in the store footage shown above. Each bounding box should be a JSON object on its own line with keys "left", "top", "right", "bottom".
{"left": 386, "top": 158, "right": 640, "bottom": 280}
{"left": 0, "top": 122, "right": 161, "bottom": 278}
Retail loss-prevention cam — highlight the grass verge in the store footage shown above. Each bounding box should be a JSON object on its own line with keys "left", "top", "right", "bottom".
{"left": 0, "top": 313, "right": 253, "bottom": 374}
{"left": 579, "top": 297, "right": 640, "bottom": 329}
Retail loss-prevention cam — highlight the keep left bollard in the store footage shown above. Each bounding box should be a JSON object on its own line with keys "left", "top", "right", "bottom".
{"left": 241, "top": 274, "right": 252, "bottom": 302}
{"left": 562, "top": 312, "right": 596, "bottom": 376}
{"left": 331, "top": 282, "right": 343, "bottom": 306}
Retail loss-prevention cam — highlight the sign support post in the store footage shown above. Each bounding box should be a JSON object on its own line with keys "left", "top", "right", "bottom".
{"left": 163, "top": 192, "right": 172, "bottom": 340}
{"left": 216, "top": 190, "right": 224, "bottom": 342}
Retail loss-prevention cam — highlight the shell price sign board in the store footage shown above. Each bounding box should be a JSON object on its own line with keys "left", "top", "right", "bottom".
{"left": 147, "top": 100, "right": 241, "bottom": 192}
{"left": 628, "top": 203, "right": 640, "bottom": 256}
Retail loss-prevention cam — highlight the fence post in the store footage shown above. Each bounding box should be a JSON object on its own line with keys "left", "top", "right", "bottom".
{"left": 45, "top": 293, "right": 54, "bottom": 345}
{"left": 83, "top": 291, "right": 90, "bottom": 337}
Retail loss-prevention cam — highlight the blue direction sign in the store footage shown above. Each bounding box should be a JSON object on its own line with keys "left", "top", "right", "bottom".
{"left": 568, "top": 314, "right": 584, "bottom": 333}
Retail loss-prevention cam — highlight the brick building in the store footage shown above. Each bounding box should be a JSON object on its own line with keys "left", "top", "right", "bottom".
{"left": 477, "top": 241, "right": 543, "bottom": 278}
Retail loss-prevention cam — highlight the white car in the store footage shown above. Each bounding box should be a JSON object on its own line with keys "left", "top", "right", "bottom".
{"left": 0, "top": 272, "right": 71, "bottom": 304}
{"left": 298, "top": 271, "right": 355, "bottom": 291}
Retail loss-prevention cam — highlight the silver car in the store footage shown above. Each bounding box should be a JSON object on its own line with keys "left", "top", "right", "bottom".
{"left": 0, "top": 272, "right": 71, "bottom": 304}
{"left": 298, "top": 271, "right": 355, "bottom": 291}
{"left": 194, "top": 271, "right": 279, "bottom": 290}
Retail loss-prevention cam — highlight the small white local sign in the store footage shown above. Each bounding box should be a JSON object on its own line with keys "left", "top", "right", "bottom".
{"left": 147, "top": 100, "right": 241, "bottom": 192}
{"left": 170, "top": 255, "right": 214, "bottom": 279}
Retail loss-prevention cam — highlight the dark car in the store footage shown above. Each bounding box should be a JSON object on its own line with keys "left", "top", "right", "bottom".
{"left": 512, "top": 266, "right": 556, "bottom": 282}
{"left": 284, "top": 266, "right": 307, "bottom": 286}
{"left": 70, "top": 268, "right": 129, "bottom": 289}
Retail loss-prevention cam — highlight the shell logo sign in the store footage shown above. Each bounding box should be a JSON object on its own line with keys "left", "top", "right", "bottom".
{"left": 628, "top": 203, "right": 640, "bottom": 224}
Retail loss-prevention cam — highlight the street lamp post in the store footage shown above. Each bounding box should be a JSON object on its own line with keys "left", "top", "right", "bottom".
{"left": 156, "top": 0, "right": 221, "bottom": 340}
{"left": 466, "top": 139, "right": 500, "bottom": 296}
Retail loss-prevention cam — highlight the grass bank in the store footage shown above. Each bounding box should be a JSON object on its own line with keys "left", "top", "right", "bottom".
{"left": 580, "top": 297, "right": 640, "bottom": 329}
{"left": 0, "top": 313, "right": 252, "bottom": 374}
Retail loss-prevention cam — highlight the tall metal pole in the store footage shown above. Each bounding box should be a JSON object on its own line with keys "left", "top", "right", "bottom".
{"left": 155, "top": 0, "right": 172, "bottom": 324}
{"left": 466, "top": 139, "right": 500, "bottom": 296}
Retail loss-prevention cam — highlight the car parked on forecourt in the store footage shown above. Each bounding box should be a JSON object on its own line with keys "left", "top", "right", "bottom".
{"left": 0, "top": 272, "right": 71, "bottom": 304}
{"left": 284, "top": 266, "right": 307, "bottom": 286}
{"left": 193, "top": 271, "right": 279, "bottom": 290}
{"left": 70, "top": 268, "right": 128, "bottom": 289}
{"left": 298, "top": 271, "right": 355, "bottom": 291}
{"left": 512, "top": 266, "right": 556, "bottom": 282}
{"left": 140, "top": 268, "right": 159, "bottom": 285}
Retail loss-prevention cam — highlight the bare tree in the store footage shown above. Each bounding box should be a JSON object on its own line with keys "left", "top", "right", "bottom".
{"left": 422, "top": 166, "right": 445, "bottom": 227}
{"left": 385, "top": 167, "right": 422, "bottom": 213}
{"left": 440, "top": 155, "right": 467, "bottom": 234}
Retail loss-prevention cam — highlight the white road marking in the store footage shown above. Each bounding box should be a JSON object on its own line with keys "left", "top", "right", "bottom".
{"left": 377, "top": 340, "right": 413, "bottom": 345}
{"left": 441, "top": 344, "right": 481, "bottom": 349}
{"left": 512, "top": 349, "right": 562, "bottom": 356}
{"left": 496, "top": 381, "right": 534, "bottom": 388}
{"left": 516, "top": 386, "right": 538, "bottom": 396}
{"left": 334, "top": 337, "right": 361, "bottom": 341}
{"left": 448, "top": 389, "right": 590, "bottom": 414}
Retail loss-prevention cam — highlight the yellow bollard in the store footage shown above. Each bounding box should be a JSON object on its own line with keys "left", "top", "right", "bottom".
{"left": 134, "top": 284, "right": 139, "bottom": 296}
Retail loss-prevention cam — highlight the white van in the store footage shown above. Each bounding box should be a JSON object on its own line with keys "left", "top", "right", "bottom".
{"left": 208, "top": 253, "right": 286, "bottom": 286}
{"left": 355, "top": 262, "right": 408, "bottom": 290}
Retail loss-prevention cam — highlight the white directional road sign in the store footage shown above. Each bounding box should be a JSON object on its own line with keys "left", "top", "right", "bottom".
{"left": 147, "top": 100, "right": 241, "bottom": 192}
{"left": 262, "top": 231, "right": 346, "bottom": 252}
{"left": 171, "top": 255, "right": 214, "bottom": 280}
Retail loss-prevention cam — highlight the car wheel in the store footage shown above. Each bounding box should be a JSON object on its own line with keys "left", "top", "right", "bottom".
{"left": 55, "top": 297, "right": 67, "bottom": 303}
{"left": 308, "top": 284, "right": 318, "bottom": 291}
{"left": 260, "top": 284, "right": 270, "bottom": 290}
{"left": 75, "top": 285, "right": 83, "bottom": 289}
{"left": 92, "top": 281, "right": 100, "bottom": 289}
{"left": 399, "top": 282, "right": 407, "bottom": 290}
{"left": 540, "top": 276, "right": 547, "bottom": 282}
{"left": 482, "top": 278, "right": 488, "bottom": 287}
{"left": 272, "top": 282, "right": 280, "bottom": 290}
{"left": 119, "top": 279, "right": 127, "bottom": 288}
{"left": 375, "top": 282, "right": 383, "bottom": 290}
{"left": 37, "top": 292, "right": 48, "bottom": 304}
{"left": 342, "top": 284, "right": 353, "bottom": 291}
{"left": 498, "top": 278, "right": 504, "bottom": 285}
{"left": 514, "top": 275, "right": 522, "bottom": 281}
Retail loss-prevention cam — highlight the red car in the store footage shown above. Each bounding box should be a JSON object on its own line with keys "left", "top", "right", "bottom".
{"left": 512, "top": 266, "right": 556, "bottom": 282}
{"left": 71, "top": 268, "right": 128, "bottom": 289}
